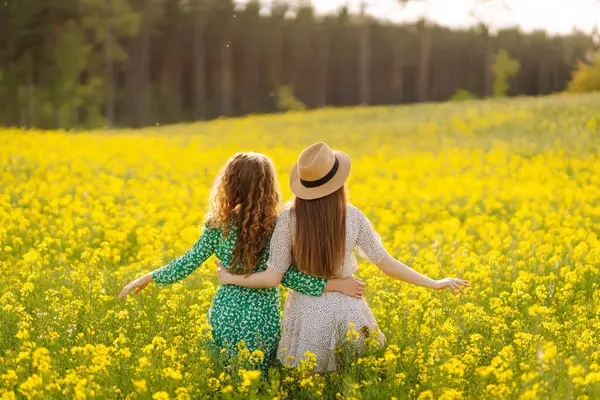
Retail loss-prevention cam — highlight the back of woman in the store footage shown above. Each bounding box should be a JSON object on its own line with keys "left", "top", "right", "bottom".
{"left": 275, "top": 143, "right": 467, "bottom": 371}
{"left": 272, "top": 201, "right": 388, "bottom": 371}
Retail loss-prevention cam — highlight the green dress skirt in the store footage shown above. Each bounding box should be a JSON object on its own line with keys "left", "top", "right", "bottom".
{"left": 152, "top": 221, "right": 327, "bottom": 371}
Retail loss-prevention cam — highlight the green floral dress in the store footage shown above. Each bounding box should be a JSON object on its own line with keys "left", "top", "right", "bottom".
{"left": 151, "top": 221, "right": 327, "bottom": 371}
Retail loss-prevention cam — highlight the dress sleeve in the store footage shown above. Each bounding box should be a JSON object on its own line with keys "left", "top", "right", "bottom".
{"left": 281, "top": 266, "right": 327, "bottom": 296}
{"left": 266, "top": 210, "right": 293, "bottom": 274}
{"left": 356, "top": 209, "right": 388, "bottom": 264}
{"left": 152, "top": 224, "right": 217, "bottom": 286}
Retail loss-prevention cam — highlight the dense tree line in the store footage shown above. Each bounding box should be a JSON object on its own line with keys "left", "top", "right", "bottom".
{"left": 0, "top": 0, "right": 596, "bottom": 129}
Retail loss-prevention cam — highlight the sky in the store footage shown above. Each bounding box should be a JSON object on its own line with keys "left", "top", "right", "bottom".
{"left": 242, "top": 0, "right": 600, "bottom": 35}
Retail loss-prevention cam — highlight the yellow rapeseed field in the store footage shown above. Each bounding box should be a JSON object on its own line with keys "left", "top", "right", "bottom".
{"left": 1, "top": 94, "right": 600, "bottom": 400}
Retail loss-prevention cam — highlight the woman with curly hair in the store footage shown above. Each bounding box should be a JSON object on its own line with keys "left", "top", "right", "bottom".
{"left": 119, "top": 152, "right": 363, "bottom": 371}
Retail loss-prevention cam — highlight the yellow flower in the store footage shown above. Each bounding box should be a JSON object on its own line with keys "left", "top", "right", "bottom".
{"left": 345, "top": 323, "right": 360, "bottom": 342}
{"left": 418, "top": 390, "right": 434, "bottom": 400}
{"left": 585, "top": 372, "right": 600, "bottom": 385}
{"left": 221, "top": 385, "right": 233, "bottom": 393}
{"left": 1, "top": 391, "right": 16, "bottom": 400}
{"left": 384, "top": 347, "right": 399, "bottom": 363}
{"left": 152, "top": 392, "right": 170, "bottom": 400}
{"left": 539, "top": 342, "right": 558, "bottom": 366}
{"left": 439, "top": 389, "right": 463, "bottom": 400}
{"left": 239, "top": 369, "right": 261, "bottom": 387}
{"left": 249, "top": 349, "right": 265, "bottom": 366}
{"left": 520, "top": 385, "right": 539, "bottom": 400}
{"left": 162, "top": 368, "right": 183, "bottom": 381}
{"left": 1, "top": 370, "right": 18, "bottom": 382}
{"left": 132, "top": 379, "right": 147, "bottom": 393}
{"left": 32, "top": 347, "right": 51, "bottom": 372}
{"left": 117, "top": 310, "right": 129, "bottom": 319}
{"left": 568, "top": 365, "right": 586, "bottom": 378}
{"left": 18, "top": 374, "right": 43, "bottom": 397}
{"left": 138, "top": 357, "right": 150, "bottom": 368}
{"left": 394, "top": 373, "right": 406, "bottom": 385}
{"left": 175, "top": 387, "right": 190, "bottom": 400}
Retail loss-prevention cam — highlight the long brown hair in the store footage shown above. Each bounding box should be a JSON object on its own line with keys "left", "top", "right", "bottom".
{"left": 207, "top": 152, "right": 280, "bottom": 275}
{"left": 292, "top": 186, "right": 347, "bottom": 278}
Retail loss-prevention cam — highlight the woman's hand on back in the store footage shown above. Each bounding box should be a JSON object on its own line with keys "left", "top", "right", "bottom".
{"left": 434, "top": 278, "right": 470, "bottom": 296}
{"left": 215, "top": 261, "right": 234, "bottom": 285}
{"left": 325, "top": 276, "right": 366, "bottom": 299}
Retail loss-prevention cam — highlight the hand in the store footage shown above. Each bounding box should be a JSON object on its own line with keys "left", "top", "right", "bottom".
{"left": 434, "top": 278, "right": 469, "bottom": 296}
{"left": 119, "top": 273, "right": 152, "bottom": 300}
{"left": 214, "top": 261, "right": 233, "bottom": 285}
{"left": 336, "top": 276, "right": 366, "bottom": 299}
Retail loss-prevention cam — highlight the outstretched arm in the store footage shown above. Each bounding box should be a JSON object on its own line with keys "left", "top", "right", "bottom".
{"left": 119, "top": 272, "right": 154, "bottom": 299}
{"left": 376, "top": 255, "right": 468, "bottom": 295}
{"left": 119, "top": 224, "right": 217, "bottom": 299}
{"left": 356, "top": 208, "right": 468, "bottom": 295}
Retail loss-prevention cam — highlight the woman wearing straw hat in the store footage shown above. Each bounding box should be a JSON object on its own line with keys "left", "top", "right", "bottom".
{"left": 216, "top": 142, "right": 469, "bottom": 372}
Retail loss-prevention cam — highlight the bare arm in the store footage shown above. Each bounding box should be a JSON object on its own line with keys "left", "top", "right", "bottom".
{"left": 377, "top": 255, "right": 438, "bottom": 288}
{"left": 377, "top": 255, "right": 468, "bottom": 295}
{"left": 218, "top": 265, "right": 283, "bottom": 288}
{"left": 216, "top": 263, "right": 367, "bottom": 298}
{"left": 119, "top": 272, "right": 154, "bottom": 299}
{"left": 119, "top": 224, "right": 218, "bottom": 299}
{"left": 356, "top": 208, "right": 468, "bottom": 295}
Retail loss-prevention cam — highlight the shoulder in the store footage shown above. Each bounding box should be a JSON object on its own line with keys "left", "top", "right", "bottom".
{"left": 347, "top": 204, "right": 360, "bottom": 214}
{"left": 347, "top": 204, "right": 364, "bottom": 220}
{"left": 347, "top": 205, "right": 372, "bottom": 228}
{"left": 278, "top": 206, "right": 296, "bottom": 222}
{"left": 277, "top": 208, "right": 290, "bottom": 222}
{"left": 204, "top": 219, "right": 217, "bottom": 230}
{"left": 273, "top": 207, "right": 295, "bottom": 236}
{"left": 203, "top": 219, "right": 226, "bottom": 236}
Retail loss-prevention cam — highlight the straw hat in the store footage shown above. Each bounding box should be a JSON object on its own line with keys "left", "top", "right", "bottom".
{"left": 290, "top": 142, "right": 351, "bottom": 200}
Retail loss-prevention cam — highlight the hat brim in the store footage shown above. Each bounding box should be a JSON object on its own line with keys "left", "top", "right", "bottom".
{"left": 290, "top": 150, "right": 351, "bottom": 200}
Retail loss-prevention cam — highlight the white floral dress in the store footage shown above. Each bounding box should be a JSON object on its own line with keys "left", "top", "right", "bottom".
{"left": 268, "top": 205, "right": 389, "bottom": 371}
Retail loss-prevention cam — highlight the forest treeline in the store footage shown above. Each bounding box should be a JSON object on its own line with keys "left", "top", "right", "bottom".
{"left": 0, "top": 0, "right": 597, "bottom": 129}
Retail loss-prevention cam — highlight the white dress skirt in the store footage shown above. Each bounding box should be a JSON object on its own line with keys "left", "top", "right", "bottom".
{"left": 268, "top": 205, "right": 389, "bottom": 372}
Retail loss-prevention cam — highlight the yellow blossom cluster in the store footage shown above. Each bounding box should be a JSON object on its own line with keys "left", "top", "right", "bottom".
{"left": 1, "top": 93, "right": 599, "bottom": 399}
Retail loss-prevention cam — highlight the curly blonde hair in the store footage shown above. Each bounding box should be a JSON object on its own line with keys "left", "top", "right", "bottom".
{"left": 207, "top": 152, "right": 281, "bottom": 275}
